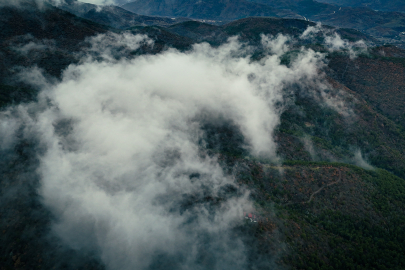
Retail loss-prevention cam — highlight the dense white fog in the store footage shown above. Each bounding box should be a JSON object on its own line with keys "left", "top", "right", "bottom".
{"left": 0, "top": 31, "right": 353, "bottom": 269}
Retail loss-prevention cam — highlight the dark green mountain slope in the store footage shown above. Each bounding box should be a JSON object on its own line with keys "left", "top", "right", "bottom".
{"left": 328, "top": 46, "right": 405, "bottom": 128}
{"left": 232, "top": 159, "right": 405, "bottom": 270}
{"left": 0, "top": 3, "right": 108, "bottom": 42}
{"left": 165, "top": 18, "right": 375, "bottom": 47}
{"left": 0, "top": 3, "right": 109, "bottom": 83}
{"left": 164, "top": 18, "right": 316, "bottom": 45}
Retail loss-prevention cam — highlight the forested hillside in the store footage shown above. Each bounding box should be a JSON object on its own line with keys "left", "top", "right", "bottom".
{"left": 1, "top": 1, "right": 405, "bottom": 270}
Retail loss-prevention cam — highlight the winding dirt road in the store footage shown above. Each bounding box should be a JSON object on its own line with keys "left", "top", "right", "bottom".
{"left": 285, "top": 169, "right": 342, "bottom": 206}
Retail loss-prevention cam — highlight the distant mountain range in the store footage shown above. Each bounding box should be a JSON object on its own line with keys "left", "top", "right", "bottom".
{"left": 316, "top": 0, "right": 405, "bottom": 13}
{"left": 121, "top": 0, "right": 279, "bottom": 21}
{"left": 122, "top": 0, "right": 405, "bottom": 43}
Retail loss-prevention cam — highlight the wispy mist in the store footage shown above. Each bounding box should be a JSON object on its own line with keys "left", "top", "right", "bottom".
{"left": 353, "top": 149, "right": 374, "bottom": 170}
{"left": 301, "top": 23, "right": 368, "bottom": 59}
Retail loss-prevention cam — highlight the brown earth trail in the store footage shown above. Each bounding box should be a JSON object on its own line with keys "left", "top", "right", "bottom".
{"left": 286, "top": 169, "right": 342, "bottom": 205}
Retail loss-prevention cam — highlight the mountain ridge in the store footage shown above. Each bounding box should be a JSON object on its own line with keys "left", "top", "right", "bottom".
{"left": 58, "top": 0, "right": 189, "bottom": 28}
{"left": 122, "top": 0, "right": 405, "bottom": 44}
{"left": 122, "top": 0, "right": 280, "bottom": 21}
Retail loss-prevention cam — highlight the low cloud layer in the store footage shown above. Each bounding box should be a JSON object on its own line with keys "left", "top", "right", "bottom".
{"left": 2, "top": 32, "right": 337, "bottom": 269}
{"left": 301, "top": 23, "right": 368, "bottom": 59}
{"left": 11, "top": 35, "right": 57, "bottom": 56}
